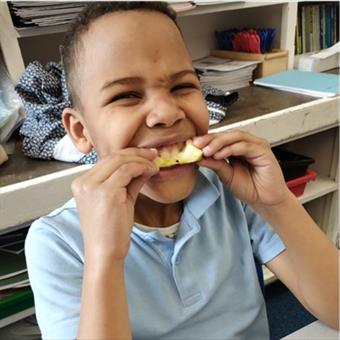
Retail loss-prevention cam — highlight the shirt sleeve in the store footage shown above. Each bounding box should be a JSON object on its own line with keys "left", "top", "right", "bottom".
{"left": 25, "top": 217, "right": 82, "bottom": 340}
{"left": 243, "top": 204, "right": 286, "bottom": 264}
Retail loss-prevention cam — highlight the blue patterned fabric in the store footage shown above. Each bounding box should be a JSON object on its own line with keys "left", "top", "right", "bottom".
{"left": 15, "top": 61, "right": 98, "bottom": 164}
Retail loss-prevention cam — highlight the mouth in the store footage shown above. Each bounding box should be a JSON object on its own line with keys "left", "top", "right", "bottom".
{"left": 155, "top": 141, "right": 186, "bottom": 158}
{"left": 154, "top": 139, "right": 203, "bottom": 168}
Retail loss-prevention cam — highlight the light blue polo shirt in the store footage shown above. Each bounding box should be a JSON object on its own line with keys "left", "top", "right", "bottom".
{"left": 25, "top": 168, "right": 285, "bottom": 339}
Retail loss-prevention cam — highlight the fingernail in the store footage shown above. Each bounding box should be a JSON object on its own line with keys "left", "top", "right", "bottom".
{"left": 150, "top": 164, "right": 159, "bottom": 172}
{"left": 193, "top": 136, "right": 203, "bottom": 145}
{"left": 203, "top": 145, "right": 212, "bottom": 157}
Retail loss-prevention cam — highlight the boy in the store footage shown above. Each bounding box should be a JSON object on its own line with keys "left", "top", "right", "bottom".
{"left": 25, "top": 2, "right": 338, "bottom": 339}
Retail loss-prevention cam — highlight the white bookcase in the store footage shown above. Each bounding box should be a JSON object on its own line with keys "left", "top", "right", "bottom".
{"left": 0, "top": 0, "right": 339, "bottom": 325}
{"left": 0, "top": 1, "right": 298, "bottom": 81}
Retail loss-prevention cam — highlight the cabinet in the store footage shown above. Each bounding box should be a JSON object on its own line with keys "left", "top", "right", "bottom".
{"left": 0, "top": 0, "right": 339, "bottom": 327}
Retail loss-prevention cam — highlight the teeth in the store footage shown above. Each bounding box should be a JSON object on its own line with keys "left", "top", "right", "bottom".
{"left": 154, "top": 139, "right": 202, "bottom": 168}
{"left": 157, "top": 142, "right": 183, "bottom": 157}
{"left": 160, "top": 150, "right": 170, "bottom": 158}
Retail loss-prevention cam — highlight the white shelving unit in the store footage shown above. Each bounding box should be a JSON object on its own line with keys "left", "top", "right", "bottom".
{"left": 0, "top": 1, "right": 298, "bottom": 81}
{"left": 0, "top": 0, "right": 338, "bottom": 322}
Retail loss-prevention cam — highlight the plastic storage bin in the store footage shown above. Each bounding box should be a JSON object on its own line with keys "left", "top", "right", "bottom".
{"left": 272, "top": 148, "right": 315, "bottom": 181}
{"left": 286, "top": 170, "right": 317, "bottom": 197}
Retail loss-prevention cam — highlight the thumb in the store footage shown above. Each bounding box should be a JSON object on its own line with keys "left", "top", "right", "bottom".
{"left": 198, "top": 158, "right": 234, "bottom": 187}
{"left": 127, "top": 170, "right": 156, "bottom": 203}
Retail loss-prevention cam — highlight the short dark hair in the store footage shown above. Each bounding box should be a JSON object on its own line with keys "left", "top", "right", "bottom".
{"left": 61, "top": 1, "right": 178, "bottom": 109}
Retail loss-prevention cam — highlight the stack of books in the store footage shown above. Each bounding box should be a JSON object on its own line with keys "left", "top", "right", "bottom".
{"left": 0, "top": 228, "right": 29, "bottom": 292}
{"left": 295, "top": 2, "right": 339, "bottom": 55}
{"left": 193, "top": 56, "right": 258, "bottom": 91}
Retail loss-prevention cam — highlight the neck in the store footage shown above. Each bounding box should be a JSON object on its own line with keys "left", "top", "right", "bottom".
{"left": 134, "top": 194, "right": 182, "bottom": 227}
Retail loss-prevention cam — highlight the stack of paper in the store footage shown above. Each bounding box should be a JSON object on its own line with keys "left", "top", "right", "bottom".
{"left": 0, "top": 229, "right": 29, "bottom": 292}
{"left": 193, "top": 56, "right": 258, "bottom": 91}
{"left": 254, "top": 70, "right": 340, "bottom": 98}
{"left": 294, "top": 42, "right": 340, "bottom": 73}
{"left": 8, "top": 1, "right": 216, "bottom": 29}
{"left": 8, "top": 1, "right": 84, "bottom": 28}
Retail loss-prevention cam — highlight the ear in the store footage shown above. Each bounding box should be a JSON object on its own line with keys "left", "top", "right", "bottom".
{"left": 62, "top": 107, "right": 94, "bottom": 154}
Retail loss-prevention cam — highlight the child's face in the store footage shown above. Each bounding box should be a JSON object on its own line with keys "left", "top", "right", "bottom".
{"left": 70, "top": 10, "right": 209, "bottom": 203}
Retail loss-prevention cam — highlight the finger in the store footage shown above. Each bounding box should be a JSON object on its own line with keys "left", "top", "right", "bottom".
{"left": 80, "top": 152, "right": 157, "bottom": 184}
{"left": 194, "top": 131, "right": 266, "bottom": 158}
{"left": 105, "top": 162, "right": 158, "bottom": 190}
{"left": 192, "top": 134, "right": 216, "bottom": 149}
{"left": 198, "top": 157, "right": 234, "bottom": 187}
{"left": 117, "top": 147, "right": 158, "bottom": 161}
{"left": 127, "top": 172, "right": 154, "bottom": 203}
{"left": 213, "top": 141, "right": 272, "bottom": 167}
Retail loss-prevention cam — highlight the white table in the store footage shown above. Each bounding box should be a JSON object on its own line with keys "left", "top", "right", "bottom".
{"left": 282, "top": 320, "right": 339, "bottom": 339}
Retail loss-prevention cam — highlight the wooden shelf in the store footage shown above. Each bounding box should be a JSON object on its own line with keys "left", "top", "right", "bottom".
{"left": 11, "top": 1, "right": 288, "bottom": 38}
{"left": 298, "top": 175, "right": 338, "bottom": 204}
{"left": 0, "top": 307, "right": 35, "bottom": 328}
{"left": 15, "top": 24, "right": 69, "bottom": 38}
{"left": 178, "top": 1, "right": 286, "bottom": 17}
{"left": 210, "top": 91, "right": 340, "bottom": 146}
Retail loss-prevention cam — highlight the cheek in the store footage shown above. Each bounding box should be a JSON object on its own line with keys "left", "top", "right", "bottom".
{"left": 87, "top": 112, "right": 143, "bottom": 157}
{"left": 186, "top": 96, "right": 210, "bottom": 135}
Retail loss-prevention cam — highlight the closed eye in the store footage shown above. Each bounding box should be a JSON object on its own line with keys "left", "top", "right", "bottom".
{"left": 111, "top": 91, "right": 142, "bottom": 102}
{"left": 171, "top": 83, "right": 198, "bottom": 93}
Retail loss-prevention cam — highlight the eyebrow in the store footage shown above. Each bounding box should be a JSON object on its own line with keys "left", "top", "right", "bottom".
{"left": 100, "top": 69, "right": 198, "bottom": 92}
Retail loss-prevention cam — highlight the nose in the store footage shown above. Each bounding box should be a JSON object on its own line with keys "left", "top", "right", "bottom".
{"left": 145, "top": 93, "right": 185, "bottom": 128}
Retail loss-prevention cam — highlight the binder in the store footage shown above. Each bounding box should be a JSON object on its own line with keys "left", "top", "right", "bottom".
{"left": 0, "top": 287, "right": 34, "bottom": 320}
{"left": 253, "top": 70, "right": 340, "bottom": 97}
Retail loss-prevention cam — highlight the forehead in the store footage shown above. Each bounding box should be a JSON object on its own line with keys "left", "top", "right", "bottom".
{"left": 78, "top": 10, "right": 192, "bottom": 86}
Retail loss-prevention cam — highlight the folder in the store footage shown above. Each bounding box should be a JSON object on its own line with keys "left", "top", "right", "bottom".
{"left": 253, "top": 69, "right": 340, "bottom": 97}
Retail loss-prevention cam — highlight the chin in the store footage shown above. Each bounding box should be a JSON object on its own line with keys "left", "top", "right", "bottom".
{"left": 141, "top": 165, "right": 198, "bottom": 204}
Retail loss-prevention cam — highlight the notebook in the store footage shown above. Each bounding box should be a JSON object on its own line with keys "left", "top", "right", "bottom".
{"left": 253, "top": 70, "right": 340, "bottom": 97}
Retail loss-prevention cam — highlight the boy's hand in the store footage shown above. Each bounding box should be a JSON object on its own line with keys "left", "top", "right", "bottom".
{"left": 71, "top": 148, "right": 159, "bottom": 261}
{"left": 193, "top": 131, "right": 291, "bottom": 207}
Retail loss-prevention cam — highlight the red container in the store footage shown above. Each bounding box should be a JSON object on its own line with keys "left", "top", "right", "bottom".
{"left": 286, "top": 170, "right": 317, "bottom": 197}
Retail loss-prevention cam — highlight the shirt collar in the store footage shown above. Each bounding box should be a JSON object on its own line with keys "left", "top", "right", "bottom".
{"left": 184, "top": 168, "right": 220, "bottom": 220}
{"left": 68, "top": 168, "right": 220, "bottom": 222}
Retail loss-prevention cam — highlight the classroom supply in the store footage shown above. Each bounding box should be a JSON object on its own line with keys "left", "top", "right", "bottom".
{"left": 294, "top": 42, "right": 340, "bottom": 72}
{"left": 295, "top": 2, "right": 339, "bottom": 54}
{"left": 0, "top": 250, "right": 27, "bottom": 281}
{"left": 272, "top": 148, "right": 315, "bottom": 181}
{"left": 286, "top": 170, "right": 317, "bottom": 197}
{"left": 215, "top": 28, "right": 276, "bottom": 53}
{"left": 211, "top": 49, "right": 288, "bottom": 78}
{"left": 253, "top": 70, "right": 340, "bottom": 97}
{"left": 193, "top": 56, "right": 258, "bottom": 91}
{"left": 0, "top": 287, "right": 34, "bottom": 321}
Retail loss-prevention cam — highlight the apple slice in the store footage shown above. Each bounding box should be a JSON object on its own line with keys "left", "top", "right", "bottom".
{"left": 154, "top": 139, "right": 203, "bottom": 168}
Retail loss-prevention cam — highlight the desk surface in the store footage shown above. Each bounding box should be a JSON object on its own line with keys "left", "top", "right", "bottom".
{"left": 282, "top": 320, "right": 339, "bottom": 339}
